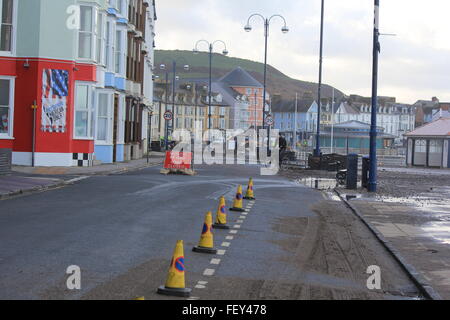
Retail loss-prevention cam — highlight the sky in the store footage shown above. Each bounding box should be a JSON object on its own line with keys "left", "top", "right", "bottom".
{"left": 155, "top": 0, "right": 450, "bottom": 104}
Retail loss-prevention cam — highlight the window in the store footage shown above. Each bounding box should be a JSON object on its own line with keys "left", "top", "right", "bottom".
{"left": 0, "top": 0, "right": 15, "bottom": 53}
{"left": 415, "top": 139, "right": 426, "bottom": 153}
{"left": 117, "top": 94, "right": 125, "bottom": 143}
{"left": 0, "top": 77, "right": 14, "bottom": 137}
{"left": 78, "top": 5, "right": 95, "bottom": 59}
{"left": 105, "top": 19, "right": 115, "bottom": 71}
{"left": 96, "top": 12, "right": 106, "bottom": 64}
{"left": 115, "top": 30, "right": 122, "bottom": 74}
{"left": 114, "top": 30, "right": 126, "bottom": 77}
{"left": 74, "top": 83, "right": 94, "bottom": 139}
{"left": 96, "top": 92, "right": 113, "bottom": 143}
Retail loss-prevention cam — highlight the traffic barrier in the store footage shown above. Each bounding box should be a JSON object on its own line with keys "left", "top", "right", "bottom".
{"left": 230, "top": 185, "right": 246, "bottom": 212}
{"left": 213, "top": 196, "right": 230, "bottom": 230}
{"left": 243, "top": 178, "right": 255, "bottom": 200}
{"left": 193, "top": 211, "right": 217, "bottom": 254}
{"left": 157, "top": 240, "right": 192, "bottom": 297}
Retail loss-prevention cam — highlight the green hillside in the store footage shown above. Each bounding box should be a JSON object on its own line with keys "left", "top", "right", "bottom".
{"left": 154, "top": 49, "right": 345, "bottom": 102}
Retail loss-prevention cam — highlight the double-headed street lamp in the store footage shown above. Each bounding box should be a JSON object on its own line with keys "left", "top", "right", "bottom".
{"left": 159, "top": 58, "right": 190, "bottom": 150}
{"left": 244, "top": 13, "right": 289, "bottom": 154}
{"left": 193, "top": 40, "right": 229, "bottom": 134}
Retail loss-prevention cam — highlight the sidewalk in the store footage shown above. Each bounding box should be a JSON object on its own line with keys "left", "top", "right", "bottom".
{"left": 1, "top": 153, "right": 165, "bottom": 200}
{"left": 11, "top": 152, "right": 165, "bottom": 176}
{"left": 338, "top": 191, "right": 450, "bottom": 300}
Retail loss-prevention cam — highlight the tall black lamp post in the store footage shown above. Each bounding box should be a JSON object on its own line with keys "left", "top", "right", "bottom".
{"left": 244, "top": 13, "right": 289, "bottom": 155}
{"left": 314, "top": 0, "right": 325, "bottom": 157}
{"left": 193, "top": 40, "right": 229, "bottom": 134}
{"left": 369, "top": 0, "right": 380, "bottom": 192}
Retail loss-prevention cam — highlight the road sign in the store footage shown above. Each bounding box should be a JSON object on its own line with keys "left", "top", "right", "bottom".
{"left": 164, "top": 110, "right": 173, "bottom": 121}
{"left": 265, "top": 115, "right": 274, "bottom": 126}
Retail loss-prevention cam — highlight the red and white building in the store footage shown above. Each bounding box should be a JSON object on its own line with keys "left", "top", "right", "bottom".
{"left": 0, "top": 0, "right": 156, "bottom": 168}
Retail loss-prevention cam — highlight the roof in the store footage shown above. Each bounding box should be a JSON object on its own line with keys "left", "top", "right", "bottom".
{"left": 405, "top": 117, "right": 450, "bottom": 137}
{"left": 218, "top": 67, "right": 263, "bottom": 88}
{"left": 272, "top": 98, "right": 315, "bottom": 113}
{"left": 331, "top": 120, "right": 384, "bottom": 131}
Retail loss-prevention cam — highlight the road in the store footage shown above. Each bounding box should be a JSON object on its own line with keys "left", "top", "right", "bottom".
{"left": 0, "top": 164, "right": 422, "bottom": 300}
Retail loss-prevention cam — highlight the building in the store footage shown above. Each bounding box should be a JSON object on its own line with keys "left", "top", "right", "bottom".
{"left": 153, "top": 81, "right": 231, "bottom": 145}
{"left": 334, "top": 96, "right": 415, "bottom": 145}
{"left": 313, "top": 120, "right": 395, "bottom": 155}
{"left": 272, "top": 97, "right": 314, "bottom": 146}
{"left": 405, "top": 117, "right": 450, "bottom": 168}
{"left": 0, "top": 0, "right": 155, "bottom": 167}
{"left": 212, "top": 67, "right": 264, "bottom": 130}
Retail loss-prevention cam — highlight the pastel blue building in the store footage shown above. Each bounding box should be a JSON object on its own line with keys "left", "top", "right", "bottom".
{"left": 94, "top": 0, "right": 129, "bottom": 163}
{"left": 272, "top": 98, "right": 315, "bottom": 146}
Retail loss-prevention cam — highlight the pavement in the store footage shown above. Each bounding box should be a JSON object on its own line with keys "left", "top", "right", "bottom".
{"left": 347, "top": 196, "right": 450, "bottom": 300}
{"left": 0, "top": 154, "right": 165, "bottom": 200}
{"left": 0, "top": 163, "right": 423, "bottom": 300}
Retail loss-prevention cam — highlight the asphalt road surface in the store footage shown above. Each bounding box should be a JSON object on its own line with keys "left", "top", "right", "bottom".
{"left": 0, "top": 164, "right": 421, "bottom": 300}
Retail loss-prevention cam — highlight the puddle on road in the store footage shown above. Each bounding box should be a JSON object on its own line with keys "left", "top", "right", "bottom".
{"left": 422, "top": 222, "right": 450, "bottom": 245}
{"left": 296, "top": 178, "right": 338, "bottom": 190}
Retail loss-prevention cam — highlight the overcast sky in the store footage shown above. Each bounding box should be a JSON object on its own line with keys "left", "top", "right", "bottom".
{"left": 155, "top": 0, "right": 450, "bottom": 104}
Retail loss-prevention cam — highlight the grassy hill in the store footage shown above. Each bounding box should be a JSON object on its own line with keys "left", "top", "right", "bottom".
{"left": 154, "top": 49, "right": 345, "bottom": 102}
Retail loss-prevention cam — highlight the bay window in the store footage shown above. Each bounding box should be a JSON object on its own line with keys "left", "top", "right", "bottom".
{"left": 0, "top": 77, "right": 14, "bottom": 137}
{"left": 0, "top": 0, "right": 15, "bottom": 54}
{"left": 96, "top": 92, "right": 113, "bottom": 143}
{"left": 74, "top": 83, "right": 94, "bottom": 139}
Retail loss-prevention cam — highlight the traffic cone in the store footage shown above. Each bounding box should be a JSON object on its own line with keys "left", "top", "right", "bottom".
{"left": 230, "top": 185, "right": 246, "bottom": 212}
{"left": 193, "top": 211, "right": 217, "bottom": 254}
{"left": 213, "top": 196, "right": 230, "bottom": 230}
{"left": 243, "top": 178, "right": 256, "bottom": 200}
{"left": 157, "top": 240, "right": 192, "bottom": 297}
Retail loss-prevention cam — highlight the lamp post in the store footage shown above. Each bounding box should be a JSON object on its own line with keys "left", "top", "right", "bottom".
{"left": 193, "top": 40, "right": 228, "bottom": 136}
{"left": 159, "top": 58, "right": 190, "bottom": 150}
{"left": 244, "top": 13, "right": 289, "bottom": 155}
{"left": 369, "top": 0, "right": 380, "bottom": 192}
{"left": 314, "top": 0, "right": 325, "bottom": 157}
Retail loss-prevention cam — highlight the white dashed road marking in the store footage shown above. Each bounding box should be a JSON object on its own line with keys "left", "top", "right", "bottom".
{"left": 233, "top": 225, "right": 241, "bottom": 229}
{"left": 229, "top": 230, "right": 238, "bottom": 234}
{"left": 221, "top": 242, "right": 231, "bottom": 247}
{"left": 217, "top": 249, "right": 226, "bottom": 255}
{"left": 210, "top": 258, "right": 221, "bottom": 265}
{"left": 203, "top": 269, "right": 215, "bottom": 276}
{"left": 226, "top": 235, "right": 234, "bottom": 240}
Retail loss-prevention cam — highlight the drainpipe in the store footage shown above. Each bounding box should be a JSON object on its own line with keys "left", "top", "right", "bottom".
{"left": 32, "top": 100, "right": 37, "bottom": 167}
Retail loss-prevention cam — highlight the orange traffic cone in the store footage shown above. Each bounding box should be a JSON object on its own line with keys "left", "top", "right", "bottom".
{"left": 243, "top": 178, "right": 255, "bottom": 200}
{"left": 230, "top": 185, "right": 246, "bottom": 212}
{"left": 193, "top": 211, "right": 217, "bottom": 254}
{"left": 213, "top": 196, "right": 230, "bottom": 230}
{"left": 157, "top": 240, "right": 191, "bottom": 297}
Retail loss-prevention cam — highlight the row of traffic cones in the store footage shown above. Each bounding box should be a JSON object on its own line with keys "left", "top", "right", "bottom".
{"left": 156, "top": 178, "right": 256, "bottom": 298}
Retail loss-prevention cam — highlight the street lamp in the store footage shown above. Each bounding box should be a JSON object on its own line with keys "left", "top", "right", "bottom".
{"left": 369, "top": 0, "right": 381, "bottom": 192}
{"left": 193, "top": 40, "right": 229, "bottom": 135}
{"left": 314, "top": 0, "right": 325, "bottom": 157}
{"left": 244, "top": 13, "right": 289, "bottom": 155}
{"left": 159, "top": 58, "right": 190, "bottom": 150}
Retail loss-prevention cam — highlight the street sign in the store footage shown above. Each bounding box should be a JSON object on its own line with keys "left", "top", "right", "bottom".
{"left": 265, "top": 115, "right": 274, "bottom": 126}
{"left": 164, "top": 110, "right": 173, "bottom": 121}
